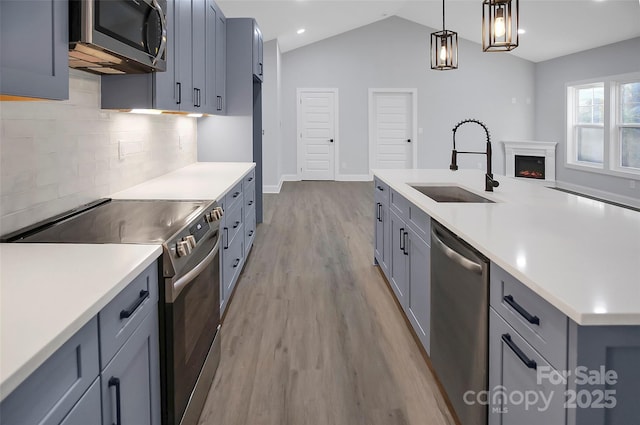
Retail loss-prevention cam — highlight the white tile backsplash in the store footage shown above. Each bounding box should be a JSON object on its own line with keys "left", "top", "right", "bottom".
{"left": 0, "top": 69, "right": 197, "bottom": 235}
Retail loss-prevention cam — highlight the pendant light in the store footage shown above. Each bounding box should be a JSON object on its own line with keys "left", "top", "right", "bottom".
{"left": 430, "top": 0, "right": 458, "bottom": 70}
{"left": 482, "top": 0, "right": 519, "bottom": 52}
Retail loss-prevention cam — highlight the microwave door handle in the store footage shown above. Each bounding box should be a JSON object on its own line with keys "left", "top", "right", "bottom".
{"left": 151, "top": 0, "right": 167, "bottom": 66}
{"left": 169, "top": 238, "right": 219, "bottom": 302}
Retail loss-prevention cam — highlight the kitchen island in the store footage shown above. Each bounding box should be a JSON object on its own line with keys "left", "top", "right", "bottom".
{"left": 373, "top": 168, "right": 640, "bottom": 425}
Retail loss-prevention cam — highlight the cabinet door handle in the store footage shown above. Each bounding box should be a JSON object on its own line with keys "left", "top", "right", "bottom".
{"left": 503, "top": 295, "right": 540, "bottom": 325}
{"left": 233, "top": 220, "right": 240, "bottom": 229}
{"left": 501, "top": 333, "right": 537, "bottom": 370}
{"left": 233, "top": 258, "right": 240, "bottom": 268}
{"left": 376, "top": 203, "right": 381, "bottom": 222}
{"left": 399, "top": 227, "right": 405, "bottom": 251}
{"left": 248, "top": 200, "right": 253, "bottom": 206}
{"left": 119, "top": 289, "right": 149, "bottom": 319}
{"left": 233, "top": 191, "right": 240, "bottom": 198}
{"left": 224, "top": 227, "right": 229, "bottom": 249}
{"left": 403, "top": 231, "right": 409, "bottom": 255}
{"left": 108, "top": 377, "right": 122, "bottom": 425}
{"left": 259, "top": 63, "right": 263, "bottom": 76}
{"left": 248, "top": 176, "right": 253, "bottom": 182}
{"left": 248, "top": 230, "right": 254, "bottom": 237}
{"left": 176, "top": 82, "right": 182, "bottom": 105}
{"left": 376, "top": 185, "right": 384, "bottom": 191}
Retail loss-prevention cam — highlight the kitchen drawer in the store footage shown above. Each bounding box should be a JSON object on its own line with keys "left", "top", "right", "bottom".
{"left": 0, "top": 317, "right": 99, "bottom": 425}
{"left": 222, "top": 233, "right": 244, "bottom": 300}
{"left": 243, "top": 168, "right": 256, "bottom": 187}
{"left": 99, "top": 262, "right": 158, "bottom": 370}
{"left": 390, "top": 188, "right": 409, "bottom": 219}
{"left": 407, "top": 204, "right": 430, "bottom": 245}
{"left": 224, "top": 181, "right": 243, "bottom": 212}
{"left": 223, "top": 199, "right": 244, "bottom": 250}
{"left": 244, "top": 182, "right": 255, "bottom": 217}
{"left": 245, "top": 209, "right": 256, "bottom": 256}
{"left": 490, "top": 263, "right": 568, "bottom": 370}
{"left": 489, "top": 309, "right": 566, "bottom": 425}
{"left": 374, "top": 177, "right": 390, "bottom": 205}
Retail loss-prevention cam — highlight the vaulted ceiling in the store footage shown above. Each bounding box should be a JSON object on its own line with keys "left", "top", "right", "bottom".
{"left": 217, "top": 0, "right": 640, "bottom": 62}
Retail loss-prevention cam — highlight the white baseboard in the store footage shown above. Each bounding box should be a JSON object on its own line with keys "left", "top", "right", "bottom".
{"left": 555, "top": 180, "right": 640, "bottom": 209}
{"left": 263, "top": 174, "right": 300, "bottom": 194}
{"left": 336, "top": 174, "right": 372, "bottom": 182}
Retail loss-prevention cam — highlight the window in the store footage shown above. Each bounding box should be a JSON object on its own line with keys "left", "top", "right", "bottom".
{"left": 566, "top": 74, "right": 640, "bottom": 177}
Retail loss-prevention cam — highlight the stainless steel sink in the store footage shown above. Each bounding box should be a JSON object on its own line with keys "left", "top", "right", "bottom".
{"left": 410, "top": 185, "right": 495, "bottom": 203}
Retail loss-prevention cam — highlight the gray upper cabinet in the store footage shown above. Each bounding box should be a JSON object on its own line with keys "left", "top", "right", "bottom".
{"left": 214, "top": 4, "right": 227, "bottom": 115}
{"left": 0, "top": 0, "right": 69, "bottom": 100}
{"left": 252, "top": 22, "right": 263, "bottom": 81}
{"left": 102, "top": 0, "right": 225, "bottom": 114}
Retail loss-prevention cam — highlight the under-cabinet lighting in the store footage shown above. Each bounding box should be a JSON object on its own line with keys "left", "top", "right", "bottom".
{"left": 129, "top": 109, "right": 162, "bottom": 115}
{"left": 297, "top": 28, "right": 306, "bottom": 35}
{"left": 187, "top": 113, "right": 203, "bottom": 118}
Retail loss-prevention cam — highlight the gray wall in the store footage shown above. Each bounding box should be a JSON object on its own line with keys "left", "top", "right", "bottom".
{"left": 262, "top": 39, "right": 283, "bottom": 191}
{"left": 535, "top": 37, "right": 640, "bottom": 201}
{"left": 280, "top": 16, "right": 536, "bottom": 177}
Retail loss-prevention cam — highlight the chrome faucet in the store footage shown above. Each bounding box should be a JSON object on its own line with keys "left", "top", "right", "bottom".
{"left": 449, "top": 119, "right": 500, "bottom": 192}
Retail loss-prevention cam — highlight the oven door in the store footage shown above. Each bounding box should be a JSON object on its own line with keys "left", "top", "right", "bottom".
{"left": 90, "top": 0, "right": 167, "bottom": 70}
{"left": 165, "top": 234, "right": 220, "bottom": 425}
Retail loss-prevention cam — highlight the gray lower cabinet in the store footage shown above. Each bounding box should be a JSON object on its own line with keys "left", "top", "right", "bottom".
{"left": 489, "top": 308, "right": 566, "bottom": 425}
{"left": 101, "top": 306, "right": 161, "bottom": 425}
{"left": 389, "top": 209, "right": 408, "bottom": 308}
{"left": 406, "top": 228, "right": 430, "bottom": 353}
{"left": 0, "top": 0, "right": 69, "bottom": 100}
{"left": 0, "top": 262, "right": 160, "bottom": 425}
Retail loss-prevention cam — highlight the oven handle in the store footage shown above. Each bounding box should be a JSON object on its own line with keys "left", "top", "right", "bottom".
{"left": 170, "top": 239, "right": 220, "bottom": 302}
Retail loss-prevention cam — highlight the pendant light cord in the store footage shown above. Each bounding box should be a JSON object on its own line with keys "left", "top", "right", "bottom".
{"left": 442, "top": 0, "right": 446, "bottom": 31}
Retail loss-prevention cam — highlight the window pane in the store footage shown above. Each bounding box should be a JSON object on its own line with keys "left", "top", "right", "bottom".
{"left": 621, "top": 82, "right": 640, "bottom": 124}
{"left": 577, "top": 127, "right": 604, "bottom": 164}
{"left": 578, "top": 88, "right": 593, "bottom": 107}
{"left": 593, "top": 86, "right": 604, "bottom": 105}
{"left": 593, "top": 105, "right": 604, "bottom": 124}
{"left": 621, "top": 127, "right": 640, "bottom": 169}
{"left": 578, "top": 106, "right": 592, "bottom": 123}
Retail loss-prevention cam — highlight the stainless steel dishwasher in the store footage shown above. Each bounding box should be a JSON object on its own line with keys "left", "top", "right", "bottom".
{"left": 430, "top": 221, "right": 489, "bottom": 425}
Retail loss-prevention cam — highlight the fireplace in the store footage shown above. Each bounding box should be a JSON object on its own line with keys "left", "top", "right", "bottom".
{"left": 515, "top": 155, "right": 545, "bottom": 179}
{"left": 502, "top": 141, "right": 557, "bottom": 183}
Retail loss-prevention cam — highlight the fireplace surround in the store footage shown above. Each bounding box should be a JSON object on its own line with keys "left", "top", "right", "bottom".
{"left": 502, "top": 141, "right": 557, "bottom": 183}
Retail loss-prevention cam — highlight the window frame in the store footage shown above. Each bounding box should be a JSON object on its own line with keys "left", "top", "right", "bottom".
{"left": 566, "top": 72, "right": 640, "bottom": 178}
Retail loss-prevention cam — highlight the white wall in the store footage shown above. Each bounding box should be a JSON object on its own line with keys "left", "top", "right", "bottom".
{"left": 262, "top": 39, "right": 283, "bottom": 192}
{"left": 279, "top": 16, "right": 536, "bottom": 178}
{"left": 535, "top": 37, "right": 640, "bottom": 202}
{"left": 0, "top": 70, "right": 197, "bottom": 235}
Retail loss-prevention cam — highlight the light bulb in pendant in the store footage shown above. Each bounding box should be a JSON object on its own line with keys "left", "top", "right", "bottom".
{"left": 494, "top": 8, "right": 506, "bottom": 38}
{"left": 439, "top": 43, "right": 448, "bottom": 61}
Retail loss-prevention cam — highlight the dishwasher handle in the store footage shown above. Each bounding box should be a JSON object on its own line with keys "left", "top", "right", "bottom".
{"left": 431, "top": 227, "right": 483, "bottom": 274}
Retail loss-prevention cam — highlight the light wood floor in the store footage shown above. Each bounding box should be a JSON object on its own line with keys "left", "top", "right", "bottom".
{"left": 197, "top": 181, "right": 456, "bottom": 425}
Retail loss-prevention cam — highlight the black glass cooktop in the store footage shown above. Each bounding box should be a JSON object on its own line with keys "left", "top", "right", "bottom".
{"left": 10, "top": 199, "right": 212, "bottom": 244}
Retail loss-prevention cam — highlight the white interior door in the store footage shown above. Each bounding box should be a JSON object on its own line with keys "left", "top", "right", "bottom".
{"left": 298, "top": 90, "right": 336, "bottom": 180}
{"left": 371, "top": 91, "right": 415, "bottom": 169}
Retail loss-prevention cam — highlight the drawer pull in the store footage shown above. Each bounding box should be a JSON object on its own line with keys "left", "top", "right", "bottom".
{"left": 233, "top": 258, "right": 240, "bottom": 268}
{"left": 503, "top": 295, "right": 540, "bottom": 325}
{"left": 248, "top": 200, "right": 254, "bottom": 206}
{"left": 119, "top": 290, "right": 149, "bottom": 320}
{"left": 399, "top": 227, "right": 405, "bottom": 252}
{"left": 233, "top": 191, "right": 240, "bottom": 198}
{"left": 376, "top": 185, "right": 384, "bottom": 191}
{"left": 501, "top": 333, "right": 537, "bottom": 370}
{"left": 108, "top": 377, "right": 123, "bottom": 425}
{"left": 403, "top": 231, "right": 409, "bottom": 255}
{"left": 248, "top": 230, "right": 254, "bottom": 237}
{"left": 233, "top": 220, "right": 240, "bottom": 229}
{"left": 248, "top": 176, "right": 253, "bottom": 182}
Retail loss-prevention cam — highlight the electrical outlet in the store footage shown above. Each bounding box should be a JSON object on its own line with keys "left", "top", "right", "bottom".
{"left": 118, "top": 140, "right": 143, "bottom": 159}
{"left": 630, "top": 180, "right": 636, "bottom": 189}
{"left": 178, "top": 136, "right": 184, "bottom": 151}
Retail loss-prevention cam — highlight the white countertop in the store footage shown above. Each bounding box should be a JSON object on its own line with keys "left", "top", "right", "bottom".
{"left": 373, "top": 169, "right": 640, "bottom": 326}
{"left": 111, "top": 162, "right": 255, "bottom": 201}
{"left": 0, "top": 243, "right": 162, "bottom": 401}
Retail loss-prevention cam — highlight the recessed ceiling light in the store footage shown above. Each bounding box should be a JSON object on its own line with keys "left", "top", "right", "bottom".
{"left": 518, "top": 29, "right": 526, "bottom": 34}
{"left": 297, "top": 28, "right": 306, "bottom": 35}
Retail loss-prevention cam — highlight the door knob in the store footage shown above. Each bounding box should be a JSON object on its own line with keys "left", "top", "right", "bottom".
{"left": 407, "top": 139, "right": 411, "bottom": 143}
{"left": 329, "top": 139, "right": 334, "bottom": 143}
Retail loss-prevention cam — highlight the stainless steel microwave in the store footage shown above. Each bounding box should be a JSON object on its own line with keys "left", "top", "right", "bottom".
{"left": 69, "top": 0, "right": 167, "bottom": 75}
